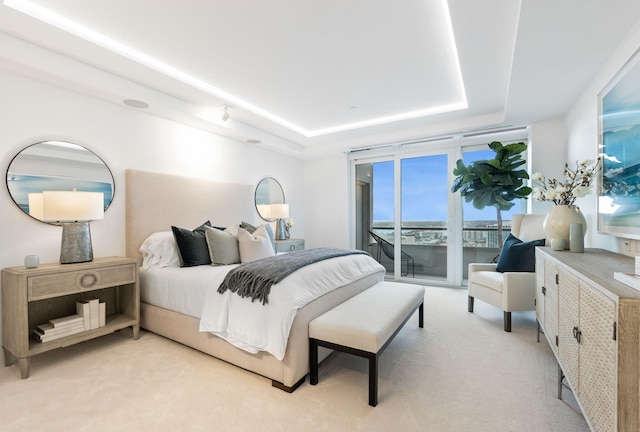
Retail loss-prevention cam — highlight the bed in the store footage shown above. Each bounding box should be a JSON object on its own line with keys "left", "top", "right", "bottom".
{"left": 125, "top": 169, "right": 385, "bottom": 392}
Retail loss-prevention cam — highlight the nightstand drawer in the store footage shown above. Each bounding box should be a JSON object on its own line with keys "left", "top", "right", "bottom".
{"left": 275, "top": 239, "right": 305, "bottom": 253}
{"left": 27, "top": 263, "right": 136, "bottom": 301}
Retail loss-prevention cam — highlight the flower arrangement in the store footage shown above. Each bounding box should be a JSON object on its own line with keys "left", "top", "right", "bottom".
{"left": 285, "top": 218, "right": 295, "bottom": 238}
{"left": 532, "top": 159, "right": 600, "bottom": 206}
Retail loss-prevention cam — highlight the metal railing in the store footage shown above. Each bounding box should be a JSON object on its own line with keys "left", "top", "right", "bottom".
{"left": 367, "top": 225, "right": 512, "bottom": 280}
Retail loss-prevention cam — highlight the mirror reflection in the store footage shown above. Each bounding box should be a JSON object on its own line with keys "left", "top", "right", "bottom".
{"left": 255, "top": 177, "right": 285, "bottom": 221}
{"left": 6, "top": 141, "right": 115, "bottom": 223}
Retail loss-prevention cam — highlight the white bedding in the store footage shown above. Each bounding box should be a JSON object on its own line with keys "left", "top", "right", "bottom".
{"left": 141, "top": 254, "right": 384, "bottom": 360}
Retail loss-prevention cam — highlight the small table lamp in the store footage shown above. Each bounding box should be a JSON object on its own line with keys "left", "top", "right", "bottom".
{"left": 270, "top": 203, "right": 289, "bottom": 241}
{"left": 41, "top": 190, "right": 104, "bottom": 264}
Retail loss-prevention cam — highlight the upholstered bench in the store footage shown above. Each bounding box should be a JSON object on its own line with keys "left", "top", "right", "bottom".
{"left": 309, "top": 281, "right": 425, "bottom": 406}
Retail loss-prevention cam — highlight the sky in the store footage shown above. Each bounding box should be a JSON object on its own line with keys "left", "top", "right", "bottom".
{"left": 372, "top": 149, "right": 525, "bottom": 222}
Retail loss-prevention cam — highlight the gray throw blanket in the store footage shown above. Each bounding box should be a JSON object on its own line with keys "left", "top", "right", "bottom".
{"left": 217, "top": 248, "right": 370, "bottom": 304}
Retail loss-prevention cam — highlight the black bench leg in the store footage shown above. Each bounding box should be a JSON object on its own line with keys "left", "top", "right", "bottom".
{"left": 504, "top": 311, "right": 512, "bottom": 332}
{"left": 309, "top": 338, "right": 319, "bottom": 385}
{"left": 369, "top": 354, "right": 378, "bottom": 407}
{"left": 419, "top": 303, "right": 424, "bottom": 328}
{"left": 468, "top": 295, "right": 474, "bottom": 312}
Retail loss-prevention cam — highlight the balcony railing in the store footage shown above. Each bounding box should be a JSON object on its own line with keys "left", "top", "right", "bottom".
{"left": 367, "top": 225, "right": 512, "bottom": 281}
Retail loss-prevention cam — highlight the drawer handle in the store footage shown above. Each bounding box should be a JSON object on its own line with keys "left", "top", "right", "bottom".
{"left": 79, "top": 273, "right": 98, "bottom": 288}
{"left": 289, "top": 244, "right": 295, "bottom": 251}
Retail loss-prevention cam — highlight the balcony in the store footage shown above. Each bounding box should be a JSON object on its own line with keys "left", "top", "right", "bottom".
{"left": 367, "top": 225, "right": 512, "bottom": 284}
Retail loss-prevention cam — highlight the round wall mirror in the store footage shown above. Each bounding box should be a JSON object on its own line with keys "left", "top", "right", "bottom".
{"left": 254, "top": 177, "right": 285, "bottom": 221}
{"left": 6, "top": 141, "right": 115, "bottom": 223}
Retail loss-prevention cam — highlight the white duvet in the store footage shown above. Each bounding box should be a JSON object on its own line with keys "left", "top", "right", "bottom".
{"left": 140, "top": 254, "right": 384, "bottom": 360}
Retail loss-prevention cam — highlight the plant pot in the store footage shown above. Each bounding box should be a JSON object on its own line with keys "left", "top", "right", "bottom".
{"left": 543, "top": 205, "right": 587, "bottom": 250}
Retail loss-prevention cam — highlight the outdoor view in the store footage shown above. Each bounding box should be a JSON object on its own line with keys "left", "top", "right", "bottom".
{"left": 358, "top": 148, "right": 526, "bottom": 282}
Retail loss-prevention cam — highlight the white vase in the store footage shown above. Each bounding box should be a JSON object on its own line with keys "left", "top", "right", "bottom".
{"left": 543, "top": 205, "right": 587, "bottom": 250}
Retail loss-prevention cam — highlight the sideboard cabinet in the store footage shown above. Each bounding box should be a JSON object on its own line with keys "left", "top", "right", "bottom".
{"left": 535, "top": 248, "right": 640, "bottom": 432}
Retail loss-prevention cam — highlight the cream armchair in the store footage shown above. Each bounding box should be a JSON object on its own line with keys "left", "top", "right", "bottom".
{"left": 467, "top": 214, "right": 547, "bottom": 332}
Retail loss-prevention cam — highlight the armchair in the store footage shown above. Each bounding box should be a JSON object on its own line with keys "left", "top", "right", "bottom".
{"left": 467, "top": 214, "right": 547, "bottom": 332}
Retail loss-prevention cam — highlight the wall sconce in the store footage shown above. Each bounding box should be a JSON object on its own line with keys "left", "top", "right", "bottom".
{"left": 30, "top": 190, "right": 104, "bottom": 264}
{"left": 270, "top": 203, "right": 289, "bottom": 241}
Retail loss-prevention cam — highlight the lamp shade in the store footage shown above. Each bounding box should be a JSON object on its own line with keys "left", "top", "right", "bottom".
{"left": 42, "top": 190, "right": 104, "bottom": 222}
{"left": 28, "top": 192, "right": 44, "bottom": 220}
{"left": 270, "top": 203, "right": 289, "bottom": 219}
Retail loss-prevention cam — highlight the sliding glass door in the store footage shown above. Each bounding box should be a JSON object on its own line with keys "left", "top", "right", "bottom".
{"left": 352, "top": 131, "right": 529, "bottom": 287}
{"left": 355, "top": 151, "right": 453, "bottom": 282}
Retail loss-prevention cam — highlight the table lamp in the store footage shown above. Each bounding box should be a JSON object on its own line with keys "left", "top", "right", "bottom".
{"left": 270, "top": 203, "right": 289, "bottom": 241}
{"left": 41, "top": 190, "right": 104, "bottom": 264}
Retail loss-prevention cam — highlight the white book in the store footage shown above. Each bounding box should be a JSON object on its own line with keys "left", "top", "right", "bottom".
{"left": 99, "top": 301, "right": 106, "bottom": 327}
{"left": 86, "top": 298, "right": 100, "bottom": 330}
{"left": 36, "top": 321, "right": 85, "bottom": 335}
{"left": 49, "top": 314, "right": 83, "bottom": 328}
{"left": 76, "top": 300, "right": 91, "bottom": 330}
{"left": 33, "top": 324, "right": 85, "bottom": 342}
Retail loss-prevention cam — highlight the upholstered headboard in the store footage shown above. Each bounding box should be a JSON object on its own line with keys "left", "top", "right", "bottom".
{"left": 125, "top": 169, "right": 254, "bottom": 263}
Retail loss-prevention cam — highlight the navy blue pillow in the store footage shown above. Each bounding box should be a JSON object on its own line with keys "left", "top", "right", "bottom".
{"left": 496, "top": 233, "right": 545, "bottom": 273}
{"left": 171, "top": 221, "right": 212, "bottom": 267}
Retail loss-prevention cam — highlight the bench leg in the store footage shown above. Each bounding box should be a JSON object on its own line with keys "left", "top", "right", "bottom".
{"left": 419, "top": 303, "right": 424, "bottom": 328}
{"left": 504, "top": 311, "right": 512, "bottom": 332}
{"left": 309, "top": 338, "right": 319, "bottom": 385}
{"left": 369, "top": 353, "right": 378, "bottom": 407}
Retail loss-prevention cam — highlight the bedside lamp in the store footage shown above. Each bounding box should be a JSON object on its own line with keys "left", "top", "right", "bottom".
{"left": 40, "top": 190, "right": 104, "bottom": 264}
{"left": 270, "top": 203, "right": 289, "bottom": 241}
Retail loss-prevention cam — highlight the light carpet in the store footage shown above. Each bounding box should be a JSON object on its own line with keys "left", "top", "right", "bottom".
{"left": 0, "top": 286, "right": 589, "bottom": 432}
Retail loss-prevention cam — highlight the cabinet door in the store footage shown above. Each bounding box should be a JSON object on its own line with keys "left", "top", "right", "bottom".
{"left": 535, "top": 254, "right": 545, "bottom": 325}
{"left": 558, "top": 268, "right": 580, "bottom": 393}
{"left": 578, "top": 280, "right": 616, "bottom": 432}
{"left": 544, "top": 259, "right": 559, "bottom": 356}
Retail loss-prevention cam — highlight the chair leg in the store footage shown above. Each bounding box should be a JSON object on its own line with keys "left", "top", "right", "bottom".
{"left": 504, "top": 311, "right": 512, "bottom": 332}
{"left": 468, "top": 296, "right": 474, "bottom": 313}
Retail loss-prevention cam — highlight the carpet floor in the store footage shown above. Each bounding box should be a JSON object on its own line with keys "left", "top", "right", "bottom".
{"left": 0, "top": 286, "right": 590, "bottom": 432}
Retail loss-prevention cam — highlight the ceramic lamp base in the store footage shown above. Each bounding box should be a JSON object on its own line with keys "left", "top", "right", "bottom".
{"left": 60, "top": 222, "right": 94, "bottom": 264}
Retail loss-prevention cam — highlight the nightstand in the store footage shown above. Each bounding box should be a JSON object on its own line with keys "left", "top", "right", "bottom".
{"left": 275, "top": 238, "right": 305, "bottom": 253}
{"left": 2, "top": 256, "right": 139, "bottom": 378}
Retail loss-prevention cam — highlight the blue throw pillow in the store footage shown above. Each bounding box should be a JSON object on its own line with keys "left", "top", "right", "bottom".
{"left": 496, "top": 233, "right": 545, "bottom": 273}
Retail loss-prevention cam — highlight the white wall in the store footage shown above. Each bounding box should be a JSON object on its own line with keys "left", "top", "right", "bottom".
{"left": 528, "top": 119, "right": 568, "bottom": 215}
{"left": 303, "top": 155, "right": 351, "bottom": 249}
{"left": 0, "top": 70, "right": 304, "bottom": 346}
{"left": 565, "top": 17, "right": 640, "bottom": 254}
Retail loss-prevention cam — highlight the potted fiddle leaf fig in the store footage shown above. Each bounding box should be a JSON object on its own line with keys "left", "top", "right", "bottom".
{"left": 451, "top": 141, "right": 532, "bottom": 252}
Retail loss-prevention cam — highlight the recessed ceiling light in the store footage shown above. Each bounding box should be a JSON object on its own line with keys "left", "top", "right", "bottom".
{"left": 123, "top": 99, "right": 149, "bottom": 109}
{"left": 246, "top": 139, "right": 261, "bottom": 144}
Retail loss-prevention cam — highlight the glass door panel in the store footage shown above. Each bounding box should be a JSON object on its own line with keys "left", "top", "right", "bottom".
{"left": 461, "top": 148, "right": 526, "bottom": 283}
{"left": 401, "top": 154, "right": 449, "bottom": 282}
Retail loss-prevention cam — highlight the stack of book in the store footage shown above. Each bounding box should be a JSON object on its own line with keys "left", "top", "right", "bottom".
{"left": 33, "top": 298, "right": 107, "bottom": 343}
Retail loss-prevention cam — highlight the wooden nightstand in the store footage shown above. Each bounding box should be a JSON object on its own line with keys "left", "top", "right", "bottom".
{"left": 2, "top": 256, "right": 139, "bottom": 378}
{"left": 275, "top": 238, "right": 305, "bottom": 253}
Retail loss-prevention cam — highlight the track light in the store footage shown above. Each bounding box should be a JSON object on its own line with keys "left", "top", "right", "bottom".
{"left": 221, "top": 105, "right": 231, "bottom": 121}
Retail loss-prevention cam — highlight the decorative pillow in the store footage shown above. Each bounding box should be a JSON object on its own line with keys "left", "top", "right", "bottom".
{"left": 240, "top": 221, "right": 275, "bottom": 252}
{"left": 204, "top": 225, "right": 240, "bottom": 266}
{"left": 171, "top": 221, "right": 212, "bottom": 267}
{"left": 238, "top": 225, "right": 276, "bottom": 263}
{"left": 496, "top": 233, "right": 546, "bottom": 273}
{"left": 139, "top": 231, "right": 180, "bottom": 270}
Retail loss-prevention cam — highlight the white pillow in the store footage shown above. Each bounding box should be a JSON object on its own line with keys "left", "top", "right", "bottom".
{"left": 237, "top": 225, "right": 276, "bottom": 263}
{"left": 139, "top": 231, "right": 181, "bottom": 270}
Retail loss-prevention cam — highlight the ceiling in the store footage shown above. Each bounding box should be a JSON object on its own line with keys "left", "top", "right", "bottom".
{"left": 0, "top": 0, "right": 639, "bottom": 159}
